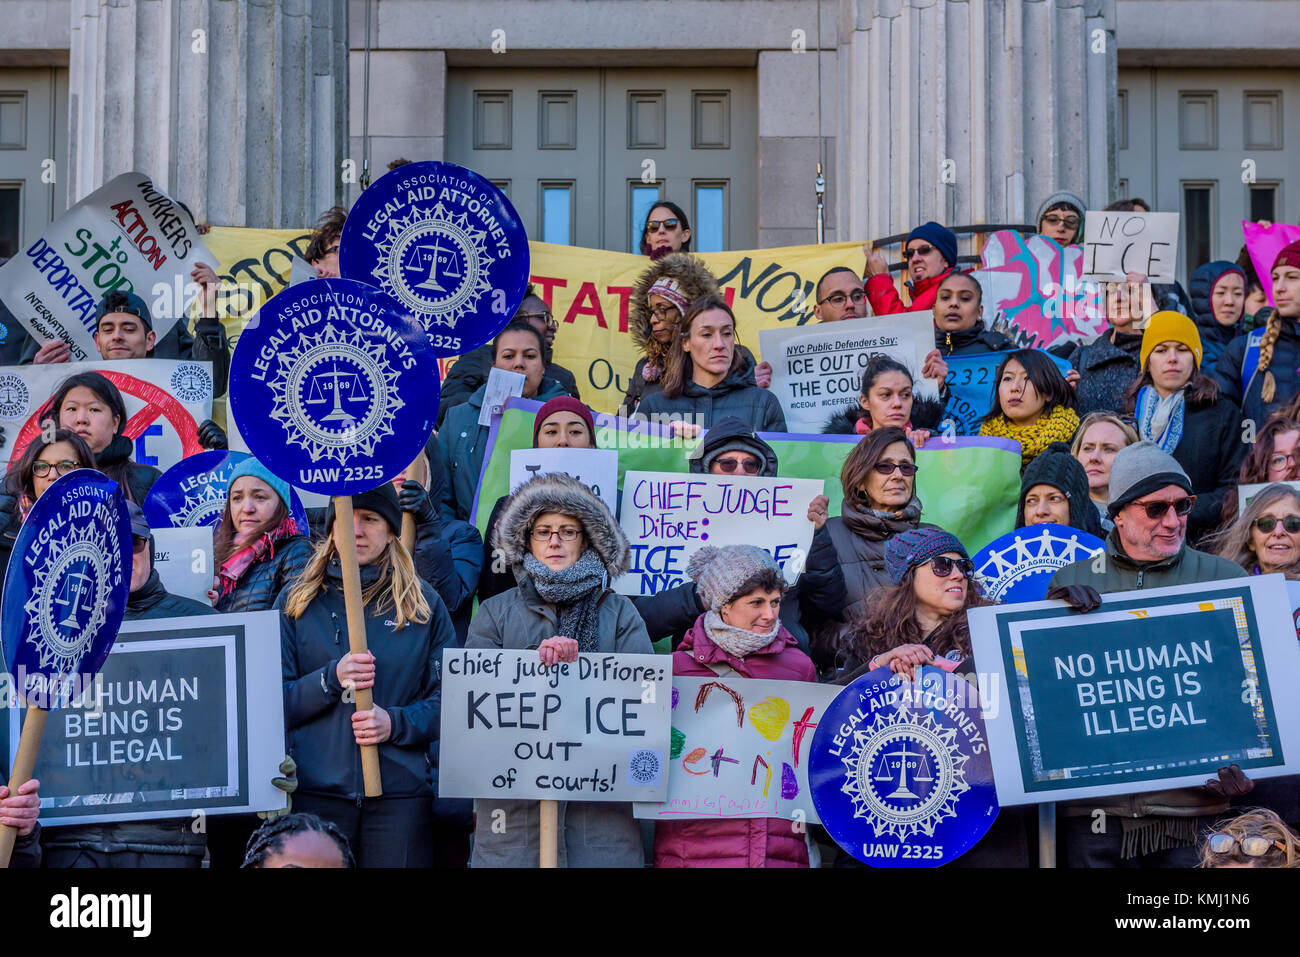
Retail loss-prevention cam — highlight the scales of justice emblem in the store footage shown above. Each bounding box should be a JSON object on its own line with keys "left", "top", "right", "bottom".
{"left": 268, "top": 323, "right": 404, "bottom": 466}
{"left": 373, "top": 202, "right": 493, "bottom": 328}
{"left": 22, "top": 509, "right": 119, "bottom": 677}
{"left": 840, "top": 708, "right": 970, "bottom": 840}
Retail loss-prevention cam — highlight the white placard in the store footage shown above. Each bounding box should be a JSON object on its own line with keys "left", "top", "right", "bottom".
{"left": 1237, "top": 480, "right": 1300, "bottom": 514}
{"left": 0, "top": 357, "right": 213, "bottom": 476}
{"left": 151, "top": 526, "right": 214, "bottom": 605}
{"left": 508, "top": 447, "right": 618, "bottom": 514}
{"left": 437, "top": 648, "right": 673, "bottom": 802}
{"left": 634, "top": 676, "right": 839, "bottom": 823}
{"left": 968, "top": 575, "right": 1300, "bottom": 806}
{"left": 760, "top": 311, "right": 939, "bottom": 435}
{"left": 1081, "top": 210, "right": 1180, "bottom": 282}
{"left": 0, "top": 172, "right": 216, "bottom": 360}
{"left": 614, "top": 470, "right": 823, "bottom": 596}
{"left": 478, "top": 367, "right": 525, "bottom": 427}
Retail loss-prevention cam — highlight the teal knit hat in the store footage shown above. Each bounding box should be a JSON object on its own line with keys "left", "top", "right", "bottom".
{"left": 227, "top": 456, "right": 292, "bottom": 508}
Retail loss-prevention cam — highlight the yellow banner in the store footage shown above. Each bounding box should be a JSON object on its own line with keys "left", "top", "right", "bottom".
{"left": 201, "top": 228, "right": 866, "bottom": 413}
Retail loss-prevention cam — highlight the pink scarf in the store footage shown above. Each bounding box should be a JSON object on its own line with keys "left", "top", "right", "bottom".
{"left": 855, "top": 417, "right": 916, "bottom": 436}
{"left": 217, "top": 516, "right": 299, "bottom": 599}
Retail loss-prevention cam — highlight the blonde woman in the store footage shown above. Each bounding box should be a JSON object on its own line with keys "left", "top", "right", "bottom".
{"left": 1070, "top": 412, "right": 1139, "bottom": 532}
{"left": 1213, "top": 483, "right": 1300, "bottom": 579}
{"left": 1201, "top": 808, "right": 1300, "bottom": 868}
{"left": 278, "top": 483, "right": 456, "bottom": 868}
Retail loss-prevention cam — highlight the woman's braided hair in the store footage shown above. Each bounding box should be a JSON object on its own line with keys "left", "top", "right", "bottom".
{"left": 1258, "top": 309, "right": 1284, "bottom": 403}
{"left": 240, "top": 812, "right": 355, "bottom": 868}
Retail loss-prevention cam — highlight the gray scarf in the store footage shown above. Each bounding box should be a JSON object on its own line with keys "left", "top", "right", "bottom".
{"left": 703, "top": 609, "right": 781, "bottom": 658}
{"left": 522, "top": 549, "right": 607, "bottom": 652}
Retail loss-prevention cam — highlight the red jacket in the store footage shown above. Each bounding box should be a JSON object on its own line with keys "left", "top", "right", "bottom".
{"left": 865, "top": 266, "right": 956, "bottom": 316}
{"left": 653, "top": 617, "right": 817, "bottom": 868}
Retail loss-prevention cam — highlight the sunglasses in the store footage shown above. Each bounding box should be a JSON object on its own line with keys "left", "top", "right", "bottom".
{"left": 904, "top": 244, "right": 935, "bottom": 260}
{"left": 872, "top": 460, "right": 919, "bottom": 477}
{"left": 1206, "top": 832, "right": 1288, "bottom": 858}
{"left": 646, "top": 219, "right": 680, "bottom": 233}
{"left": 1255, "top": 515, "right": 1300, "bottom": 534}
{"left": 926, "top": 556, "right": 975, "bottom": 579}
{"left": 1131, "top": 496, "right": 1196, "bottom": 520}
{"left": 32, "top": 459, "right": 81, "bottom": 477}
{"left": 713, "top": 456, "right": 761, "bottom": 475}
{"left": 818, "top": 290, "right": 867, "bottom": 307}
{"left": 1042, "top": 215, "right": 1080, "bottom": 229}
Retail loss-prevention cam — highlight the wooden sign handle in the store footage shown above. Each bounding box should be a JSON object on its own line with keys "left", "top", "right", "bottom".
{"left": 539, "top": 799, "right": 558, "bottom": 868}
{"left": 399, "top": 454, "right": 426, "bottom": 555}
{"left": 0, "top": 706, "right": 48, "bottom": 868}
{"left": 334, "top": 496, "right": 382, "bottom": 798}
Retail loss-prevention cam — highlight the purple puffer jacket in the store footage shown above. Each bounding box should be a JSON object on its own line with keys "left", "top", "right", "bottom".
{"left": 653, "top": 617, "right": 817, "bottom": 869}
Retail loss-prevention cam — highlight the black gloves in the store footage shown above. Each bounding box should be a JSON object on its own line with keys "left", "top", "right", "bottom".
{"left": 1205, "top": 764, "right": 1254, "bottom": 799}
{"left": 398, "top": 479, "right": 436, "bottom": 525}
{"left": 197, "top": 419, "right": 228, "bottom": 450}
{"left": 1045, "top": 584, "right": 1103, "bottom": 614}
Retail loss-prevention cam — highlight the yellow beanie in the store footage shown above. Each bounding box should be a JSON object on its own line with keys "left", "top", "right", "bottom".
{"left": 1140, "top": 310, "right": 1203, "bottom": 371}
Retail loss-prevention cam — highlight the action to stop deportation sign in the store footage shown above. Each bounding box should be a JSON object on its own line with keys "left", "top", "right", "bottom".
{"left": 437, "top": 649, "right": 672, "bottom": 802}
{"left": 969, "top": 575, "right": 1300, "bottom": 805}
{"left": 2, "top": 611, "right": 287, "bottom": 824}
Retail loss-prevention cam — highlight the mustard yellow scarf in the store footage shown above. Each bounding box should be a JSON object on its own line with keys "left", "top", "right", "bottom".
{"left": 979, "top": 404, "right": 1080, "bottom": 468}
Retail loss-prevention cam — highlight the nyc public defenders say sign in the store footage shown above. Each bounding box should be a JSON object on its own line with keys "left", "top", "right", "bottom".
{"left": 969, "top": 576, "right": 1300, "bottom": 805}
{"left": 438, "top": 649, "right": 672, "bottom": 802}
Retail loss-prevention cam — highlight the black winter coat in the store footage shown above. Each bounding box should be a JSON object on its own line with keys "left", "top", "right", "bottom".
{"left": 623, "top": 346, "right": 759, "bottom": 414}
{"left": 40, "top": 571, "right": 214, "bottom": 860}
{"left": 214, "top": 534, "right": 313, "bottom": 614}
{"left": 935, "top": 321, "right": 1013, "bottom": 356}
{"left": 1214, "top": 318, "right": 1300, "bottom": 429}
{"left": 634, "top": 363, "right": 786, "bottom": 432}
{"left": 1154, "top": 393, "right": 1247, "bottom": 542}
{"left": 278, "top": 560, "right": 455, "bottom": 800}
{"left": 435, "top": 341, "right": 580, "bottom": 428}
{"left": 95, "top": 435, "right": 162, "bottom": 504}
{"left": 1069, "top": 329, "right": 1144, "bottom": 417}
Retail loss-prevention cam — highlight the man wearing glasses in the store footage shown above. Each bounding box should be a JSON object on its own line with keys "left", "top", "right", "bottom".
{"left": 812, "top": 267, "right": 870, "bottom": 323}
{"left": 1046, "top": 441, "right": 1253, "bottom": 869}
{"left": 435, "top": 286, "right": 579, "bottom": 427}
{"left": 860, "top": 221, "right": 959, "bottom": 317}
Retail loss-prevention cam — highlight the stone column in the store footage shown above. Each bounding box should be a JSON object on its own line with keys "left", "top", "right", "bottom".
{"left": 67, "top": 0, "right": 348, "bottom": 228}
{"left": 837, "top": 0, "right": 1116, "bottom": 247}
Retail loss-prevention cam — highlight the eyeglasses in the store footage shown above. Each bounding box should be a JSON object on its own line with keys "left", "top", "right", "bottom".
{"left": 1042, "top": 215, "right": 1080, "bottom": 229}
{"left": 927, "top": 556, "right": 975, "bottom": 579}
{"left": 904, "top": 244, "right": 935, "bottom": 260}
{"left": 530, "top": 526, "right": 583, "bottom": 542}
{"left": 1254, "top": 515, "right": 1300, "bottom": 534}
{"left": 1206, "top": 833, "right": 1288, "bottom": 858}
{"left": 645, "top": 219, "right": 680, "bottom": 233}
{"left": 516, "top": 311, "right": 559, "bottom": 331}
{"left": 650, "top": 305, "right": 680, "bottom": 321}
{"left": 713, "top": 456, "right": 761, "bottom": 475}
{"left": 32, "top": 460, "right": 80, "bottom": 477}
{"left": 1130, "top": 496, "right": 1196, "bottom": 520}
{"left": 818, "top": 290, "right": 867, "bottom": 307}
{"left": 872, "top": 460, "right": 919, "bottom": 477}
{"left": 1268, "top": 452, "right": 1297, "bottom": 472}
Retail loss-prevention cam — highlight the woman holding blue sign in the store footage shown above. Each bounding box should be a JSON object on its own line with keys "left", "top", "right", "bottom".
{"left": 279, "top": 483, "right": 456, "bottom": 868}
{"left": 0, "top": 428, "right": 97, "bottom": 587}
{"left": 46, "top": 372, "right": 161, "bottom": 503}
{"left": 467, "top": 473, "right": 652, "bottom": 867}
{"left": 210, "top": 459, "right": 312, "bottom": 613}
{"left": 931, "top": 273, "right": 1013, "bottom": 357}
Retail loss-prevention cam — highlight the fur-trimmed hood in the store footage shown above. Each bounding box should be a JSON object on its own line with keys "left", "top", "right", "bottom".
{"left": 820, "top": 395, "right": 946, "bottom": 433}
{"left": 492, "top": 473, "right": 631, "bottom": 578}
{"left": 630, "top": 253, "right": 720, "bottom": 354}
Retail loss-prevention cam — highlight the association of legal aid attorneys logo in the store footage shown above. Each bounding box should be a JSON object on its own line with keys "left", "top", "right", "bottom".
{"left": 170, "top": 362, "right": 212, "bottom": 404}
{"left": 840, "top": 707, "right": 970, "bottom": 841}
{"left": 22, "top": 510, "right": 118, "bottom": 674}
{"left": 176, "top": 483, "right": 225, "bottom": 527}
{"left": 370, "top": 202, "right": 493, "bottom": 328}
{"left": 267, "top": 322, "right": 403, "bottom": 466}
{"left": 0, "top": 373, "right": 31, "bottom": 419}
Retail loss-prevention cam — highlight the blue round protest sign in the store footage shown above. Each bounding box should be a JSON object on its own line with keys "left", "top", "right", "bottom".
{"left": 339, "top": 161, "right": 530, "bottom": 357}
{"left": 1, "top": 471, "right": 131, "bottom": 708}
{"left": 973, "top": 523, "right": 1104, "bottom": 605}
{"left": 143, "top": 450, "right": 310, "bottom": 533}
{"left": 809, "top": 666, "right": 998, "bottom": 867}
{"left": 228, "top": 278, "right": 440, "bottom": 497}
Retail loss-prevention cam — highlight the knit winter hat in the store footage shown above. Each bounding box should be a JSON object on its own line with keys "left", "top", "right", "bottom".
{"left": 532, "top": 396, "right": 596, "bottom": 447}
{"left": 647, "top": 276, "right": 690, "bottom": 313}
{"left": 1139, "top": 310, "right": 1203, "bottom": 371}
{"left": 1105, "top": 440, "right": 1192, "bottom": 518}
{"left": 1274, "top": 240, "right": 1300, "bottom": 274}
{"left": 1016, "top": 441, "right": 1094, "bottom": 530}
{"left": 686, "top": 544, "right": 782, "bottom": 611}
{"left": 327, "top": 482, "right": 402, "bottom": 536}
{"left": 227, "top": 456, "right": 292, "bottom": 509}
{"left": 1035, "top": 190, "right": 1087, "bottom": 243}
{"left": 95, "top": 289, "right": 153, "bottom": 331}
{"left": 884, "top": 527, "right": 969, "bottom": 585}
{"left": 906, "top": 221, "right": 958, "bottom": 270}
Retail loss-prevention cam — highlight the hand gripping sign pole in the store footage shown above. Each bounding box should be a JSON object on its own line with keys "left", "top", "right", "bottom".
{"left": 229, "top": 278, "right": 442, "bottom": 798}
{"left": 399, "top": 454, "right": 427, "bottom": 555}
{"left": 0, "top": 471, "right": 131, "bottom": 866}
